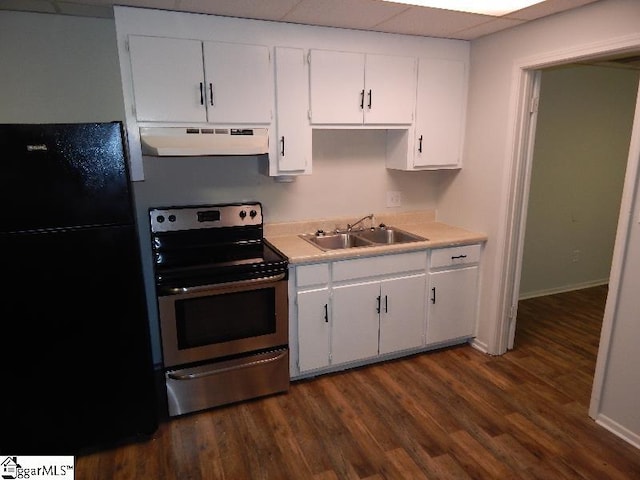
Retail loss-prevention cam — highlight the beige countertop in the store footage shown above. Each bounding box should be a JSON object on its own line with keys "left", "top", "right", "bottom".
{"left": 264, "top": 211, "right": 487, "bottom": 265}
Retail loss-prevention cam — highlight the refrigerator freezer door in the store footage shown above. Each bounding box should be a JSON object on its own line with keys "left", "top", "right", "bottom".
{"left": 0, "top": 122, "right": 133, "bottom": 233}
{"left": 0, "top": 225, "right": 157, "bottom": 454}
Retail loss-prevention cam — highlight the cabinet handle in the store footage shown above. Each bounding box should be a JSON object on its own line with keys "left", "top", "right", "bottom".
{"left": 209, "top": 83, "right": 214, "bottom": 106}
{"left": 451, "top": 254, "right": 467, "bottom": 260}
{"left": 376, "top": 295, "right": 381, "bottom": 314}
{"left": 280, "top": 136, "right": 285, "bottom": 157}
{"left": 368, "top": 89, "right": 372, "bottom": 109}
{"left": 360, "top": 89, "right": 365, "bottom": 109}
{"left": 431, "top": 287, "right": 436, "bottom": 304}
{"left": 385, "top": 295, "right": 388, "bottom": 313}
{"left": 199, "top": 82, "right": 204, "bottom": 105}
{"left": 324, "top": 304, "right": 328, "bottom": 323}
{"left": 418, "top": 135, "right": 423, "bottom": 153}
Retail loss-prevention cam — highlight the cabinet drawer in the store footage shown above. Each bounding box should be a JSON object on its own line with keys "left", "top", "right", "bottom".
{"left": 296, "top": 263, "right": 330, "bottom": 287}
{"left": 430, "top": 244, "right": 481, "bottom": 269}
{"left": 333, "top": 251, "right": 426, "bottom": 282}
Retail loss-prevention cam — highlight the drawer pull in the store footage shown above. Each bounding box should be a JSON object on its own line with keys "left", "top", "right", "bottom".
{"left": 451, "top": 254, "right": 467, "bottom": 260}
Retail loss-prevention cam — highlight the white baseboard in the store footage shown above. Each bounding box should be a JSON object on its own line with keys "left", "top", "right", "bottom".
{"left": 595, "top": 413, "right": 640, "bottom": 450}
{"left": 518, "top": 278, "right": 609, "bottom": 301}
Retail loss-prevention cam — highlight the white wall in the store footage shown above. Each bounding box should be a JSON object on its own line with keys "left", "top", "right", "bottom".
{"left": 445, "top": 0, "right": 640, "bottom": 444}
{"left": 0, "top": 11, "right": 124, "bottom": 122}
{"left": 438, "top": 0, "right": 640, "bottom": 350}
{"left": 520, "top": 65, "right": 638, "bottom": 298}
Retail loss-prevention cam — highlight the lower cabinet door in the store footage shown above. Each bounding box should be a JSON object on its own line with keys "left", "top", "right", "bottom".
{"left": 332, "top": 281, "right": 380, "bottom": 365}
{"left": 427, "top": 266, "right": 478, "bottom": 344}
{"left": 379, "top": 274, "right": 426, "bottom": 354}
{"left": 297, "top": 288, "right": 331, "bottom": 372}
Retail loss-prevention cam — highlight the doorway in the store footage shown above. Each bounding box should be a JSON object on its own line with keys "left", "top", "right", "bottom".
{"left": 500, "top": 43, "right": 640, "bottom": 429}
{"left": 517, "top": 64, "right": 636, "bottom": 304}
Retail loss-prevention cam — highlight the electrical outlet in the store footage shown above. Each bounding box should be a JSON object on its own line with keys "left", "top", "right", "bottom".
{"left": 571, "top": 249, "right": 580, "bottom": 263}
{"left": 386, "top": 191, "right": 402, "bottom": 207}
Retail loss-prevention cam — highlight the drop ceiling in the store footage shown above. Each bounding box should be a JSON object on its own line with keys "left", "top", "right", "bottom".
{"left": 0, "top": 0, "right": 601, "bottom": 40}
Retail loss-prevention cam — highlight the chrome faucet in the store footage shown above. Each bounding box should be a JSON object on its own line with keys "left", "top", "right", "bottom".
{"left": 347, "top": 213, "right": 374, "bottom": 232}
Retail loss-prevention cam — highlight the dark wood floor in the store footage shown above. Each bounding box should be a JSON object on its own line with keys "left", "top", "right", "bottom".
{"left": 76, "top": 284, "right": 640, "bottom": 479}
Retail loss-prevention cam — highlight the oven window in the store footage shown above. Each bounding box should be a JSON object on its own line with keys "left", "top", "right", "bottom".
{"left": 175, "top": 288, "right": 276, "bottom": 349}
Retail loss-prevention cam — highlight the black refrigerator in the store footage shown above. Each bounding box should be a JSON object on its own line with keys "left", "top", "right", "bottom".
{"left": 0, "top": 122, "right": 158, "bottom": 454}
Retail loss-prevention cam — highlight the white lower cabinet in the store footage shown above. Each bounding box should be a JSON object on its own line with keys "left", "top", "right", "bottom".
{"left": 331, "top": 273, "right": 426, "bottom": 365}
{"left": 379, "top": 274, "right": 425, "bottom": 354}
{"left": 426, "top": 244, "right": 481, "bottom": 345}
{"left": 293, "top": 245, "right": 481, "bottom": 378}
{"left": 295, "top": 251, "right": 426, "bottom": 375}
{"left": 297, "top": 287, "right": 330, "bottom": 371}
{"left": 332, "top": 280, "right": 380, "bottom": 364}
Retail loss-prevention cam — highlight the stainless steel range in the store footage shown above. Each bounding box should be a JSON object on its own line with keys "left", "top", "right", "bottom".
{"left": 149, "top": 202, "right": 289, "bottom": 417}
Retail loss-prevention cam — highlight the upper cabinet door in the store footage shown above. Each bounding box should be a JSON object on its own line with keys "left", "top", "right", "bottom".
{"left": 129, "top": 36, "right": 207, "bottom": 123}
{"left": 273, "top": 47, "right": 311, "bottom": 174}
{"left": 363, "top": 54, "right": 416, "bottom": 125}
{"left": 413, "top": 58, "right": 467, "bottom": 168}
{"left": 203, "top": 42, "right": 272, "bottom": 124}
{"left": 309, "top": 49, "right": 416, "bottom": 126}
{"left": 309, "top": 49, "right": 365, "bottom": 125}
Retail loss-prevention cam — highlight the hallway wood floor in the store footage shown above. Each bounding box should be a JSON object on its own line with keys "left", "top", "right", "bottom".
{"left": 76, "top": 284, "right": 640, "bottom": 479}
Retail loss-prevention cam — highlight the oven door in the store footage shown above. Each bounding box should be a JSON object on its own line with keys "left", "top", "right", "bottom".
{"left": 157, "top": 273, "right": 288, "bottom": 368}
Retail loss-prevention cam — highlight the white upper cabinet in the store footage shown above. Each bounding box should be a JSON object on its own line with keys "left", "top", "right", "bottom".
{"left": 272, "top": 47, "right": 311, "bottom": 175}
{"left": 413, "top": 58, "right": 467, "bottom": 169}
{"left": 128, "top": 35, "right": 272, "bottom": 124}
{"left": 309, "top": 49, "right": 416, "bottom": 125}
{"left": 202, "top": 41, "right": 272, "bottom": 124}
{"left": 129, "top": 36, "right": 206, "bottom": 123}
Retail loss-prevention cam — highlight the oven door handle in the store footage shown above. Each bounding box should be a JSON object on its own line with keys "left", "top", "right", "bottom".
{"left": 167, "top": 349, "right": 288, "bottom": 380}
{"left": 159, "top": 272, "right": 286, "bottom": 295}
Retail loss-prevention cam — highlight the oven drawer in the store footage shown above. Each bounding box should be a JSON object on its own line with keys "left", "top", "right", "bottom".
{"left": 165, "top": 348, "right": 289, "bottom": 416}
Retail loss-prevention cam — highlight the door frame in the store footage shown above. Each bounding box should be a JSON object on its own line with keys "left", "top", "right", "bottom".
{"left": 496, "top": 33, "right": 640, "bottom": 416}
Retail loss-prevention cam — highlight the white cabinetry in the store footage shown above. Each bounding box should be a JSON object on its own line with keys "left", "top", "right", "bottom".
{"left": 295, "top": 264, "right": 330, "bottom": 372}
{"left": 271, "top": 47, "right": 311, "bottom": 175}
{"left": 332, "top": 280, "right": 381, "bottom": 364}
{"left": 331, "top": 273, "right": 425, "bottom": 364}
{"left": 128, "top": 35, "right": 272, "bottom": 124}
{"left": 427, "top": 244, "right": 481, "bottom": 345}
{"left": 386, "top": 58, "right": 467, "bottom": 171}
{"left": 309, "top": 49, "right": 416, "bottom": 125}
{"left": 294, "top": 252, "right": 426, "bottom": 375}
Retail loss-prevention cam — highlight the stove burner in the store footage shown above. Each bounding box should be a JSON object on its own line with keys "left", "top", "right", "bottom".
{"left": 149, "top": 202, "right": 288, "bottom": 289}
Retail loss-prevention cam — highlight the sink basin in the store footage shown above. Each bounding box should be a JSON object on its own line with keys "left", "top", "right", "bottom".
{"left": 299, "top": 226, "right": 427, "bottom": 251}
{"left": 300, "top": 232, "right": 372, "bottom": 251}
{"left": 357, "top": 227, "right": 425, "bottom": 245}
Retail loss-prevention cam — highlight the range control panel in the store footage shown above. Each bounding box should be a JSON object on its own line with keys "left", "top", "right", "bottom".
{"left": 150, "top": 202, "right": 263, "bottom": 233}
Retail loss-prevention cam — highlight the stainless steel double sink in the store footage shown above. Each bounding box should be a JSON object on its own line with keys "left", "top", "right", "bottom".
{"left": 299, "top": 226, "right": 427, "bottom": 251}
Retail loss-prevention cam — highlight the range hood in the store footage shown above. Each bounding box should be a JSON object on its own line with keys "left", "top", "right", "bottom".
{"left": 139, "top": 127, "right": 269, "bottom": 156}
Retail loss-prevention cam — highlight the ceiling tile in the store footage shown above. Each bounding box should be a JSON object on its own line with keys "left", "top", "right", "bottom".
{"left": 453, "top": 17, "right": 525, "bottom": 40}
{"left": 63, "top": 0, "right": 179, "bottom": 10}
{"left": 374, "top": 6, "right": 491, "bottom": 38}
{"left": 0, "top": 0, "right": 606, "bottom": 41}
{"left": 505, "top": 0, "right": 600, "bottom": 21}
{"left": 177, "top": 0, "right": 300, "bottom": 20}
{"left": 283, "top": 0, "right": 409, "bottom": 30}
